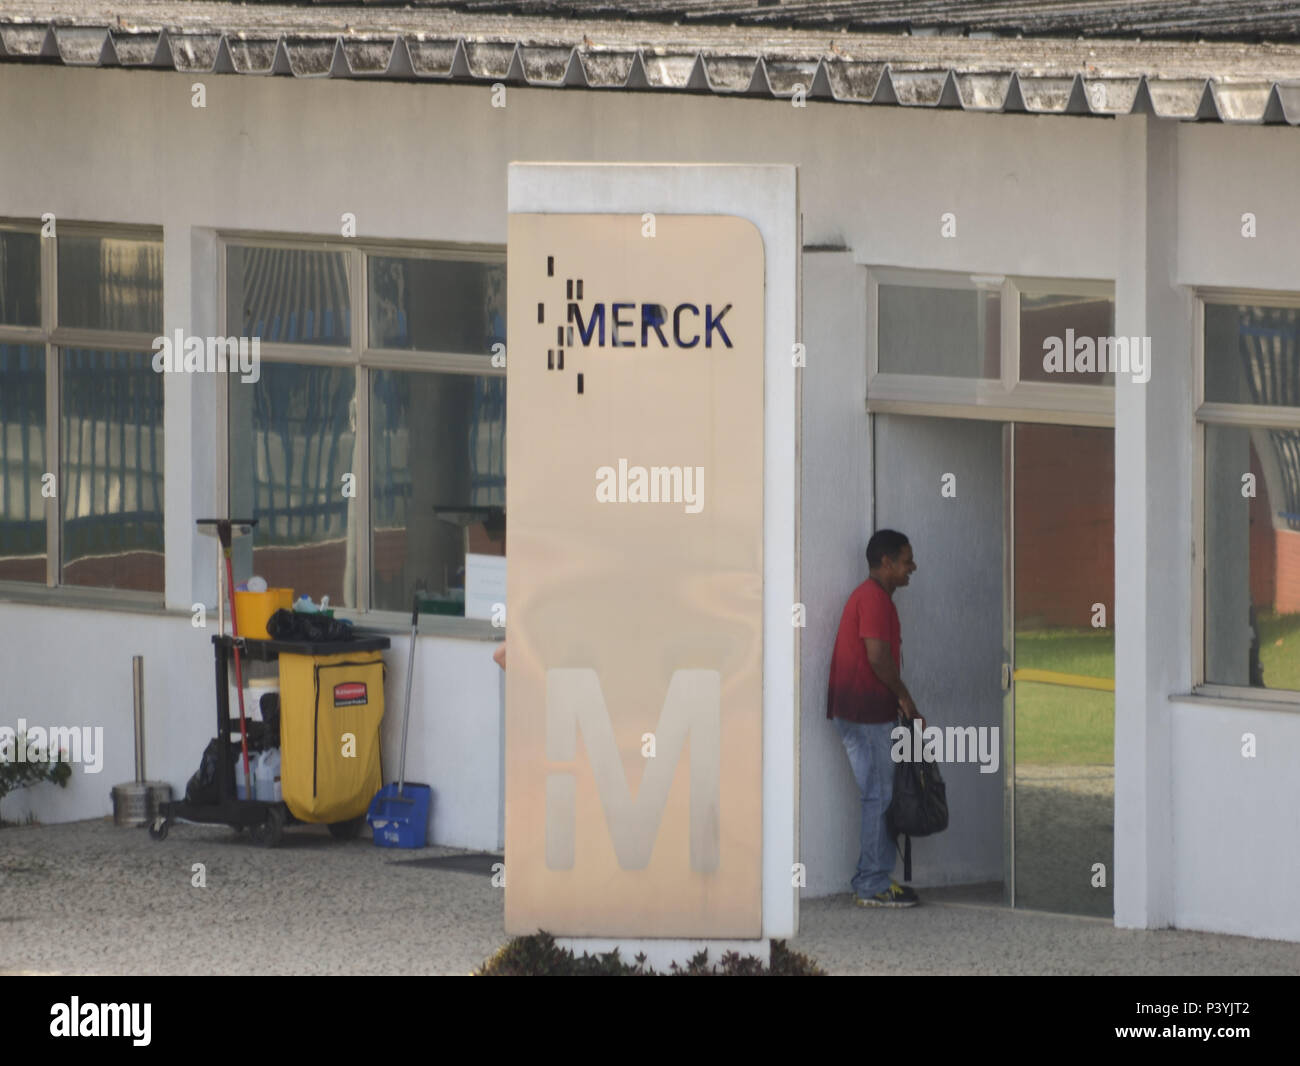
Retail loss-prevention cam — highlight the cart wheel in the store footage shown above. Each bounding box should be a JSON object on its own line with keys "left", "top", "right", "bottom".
{"left": 327, "top": 815, "right": 364, "bottom": 841}
{"left": 148, "top": 816, "right": 170, "bottom": 841}
{"left": 251, "top": 807, "right": 286, "bottom": 848}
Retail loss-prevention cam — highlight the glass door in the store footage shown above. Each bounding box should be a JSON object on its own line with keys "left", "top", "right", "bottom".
{"left": 1005, "top": 423, "right": 1116, "bottom": 916}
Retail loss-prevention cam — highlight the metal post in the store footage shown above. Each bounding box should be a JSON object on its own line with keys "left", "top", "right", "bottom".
{"left": 132, "top": 655, "right": 145, "bottom": 784}
{"left": 397, "top": 595, "right": 419, "bottom": 797}
{"left": 217, "top": 552, "right": 225, "bottom": 638}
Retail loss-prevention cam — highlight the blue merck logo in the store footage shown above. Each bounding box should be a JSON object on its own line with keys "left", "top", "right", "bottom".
{"left": 568, "top": 301, "right": 733, "bottom": 349}
{"left": 540, "top": 254, "right": 735, "bottom": 398}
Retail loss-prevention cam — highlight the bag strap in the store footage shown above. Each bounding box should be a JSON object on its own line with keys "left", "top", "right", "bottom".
{"left": 891, "top": 712, "right": 915, "bottom": 882}
{"left": 893, "top": 832, "right": 913, "bottom": 883}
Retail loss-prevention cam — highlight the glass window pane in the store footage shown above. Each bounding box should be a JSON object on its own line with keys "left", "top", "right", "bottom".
{"left": 1204, "top": 423, "right": 1300, "bottom": 691}
{"left": 1204, "top": 303, "right": 1300, "bottom": 408}
{"left": 371, "top": 369, "right": 505, "bottom": 614}
{"left": 57, "top": 235, "right": 162, "bottom": 333}
{"left": 878, "top": 284, "right": 1000, "bottom": 378}
{"left": 1019, "top": 292, "right": 1117, "bottom": 385}
{"left": 0, "top": 230, "right": 41, "bottom": 327}
{"left": 228, "top": 363, "right": 358, "bottom": 607}
{"left": 60, "top": 349, "right": 164, "bottom": 592}
{"left": 368, "top": 256, "right": 506, "bottom": 355}
{"left": 0, "top": 343, "right": 47, "bottom": 581}
{"left": 226, "top": 245, "right": 350, "bottom": 346}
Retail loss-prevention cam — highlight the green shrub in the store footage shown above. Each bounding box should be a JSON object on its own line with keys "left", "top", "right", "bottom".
{"left": 476, "top": 932, "right": 823, "bottom": 976}
{"left": 0, "top": 737, "right": 73, "bottom": 824}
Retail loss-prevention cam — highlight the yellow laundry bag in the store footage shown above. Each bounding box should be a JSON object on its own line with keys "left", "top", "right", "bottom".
{"left": 278, "top": 650, "right": 385, "bottom": 824}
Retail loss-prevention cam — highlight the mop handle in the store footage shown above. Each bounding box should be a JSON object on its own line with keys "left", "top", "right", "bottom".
{"left": 397, "top": 595, "right": 419, "bottom": 797}
{"left": 224, "top": 546, "right": 253, "bottom": 792}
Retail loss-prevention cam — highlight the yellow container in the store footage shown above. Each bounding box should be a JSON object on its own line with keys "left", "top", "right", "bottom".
{"left": 233, "top": 587, "right": 294, "bottom": 640}
{"left": 278, "top": 650, "right": 386, "bottom": 823}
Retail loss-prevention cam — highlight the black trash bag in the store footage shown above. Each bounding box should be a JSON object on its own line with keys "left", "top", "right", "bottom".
{"left": 265, "top": 608, "right": 297, "bottom": 640}
{"left": 266, "top": 608, "right": 354, "bottom": 644}
{"left": 185, "top": 737, "right": 234, "bottom": 806}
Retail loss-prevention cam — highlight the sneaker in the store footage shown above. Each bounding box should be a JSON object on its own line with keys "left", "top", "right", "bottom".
{"left": 854, "top": 882, "right": 920, "bottom": 908}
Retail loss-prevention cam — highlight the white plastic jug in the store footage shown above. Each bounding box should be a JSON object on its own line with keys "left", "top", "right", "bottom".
{"left": 255, "top": 749, "right": 282, "bottom": 803}
{"left": 234, "top": 751, "right": 254, "bottom": 801}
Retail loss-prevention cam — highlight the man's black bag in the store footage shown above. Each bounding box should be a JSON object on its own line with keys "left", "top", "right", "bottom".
{"left": 886, "top": 723, "right": 949, "bottom": 882}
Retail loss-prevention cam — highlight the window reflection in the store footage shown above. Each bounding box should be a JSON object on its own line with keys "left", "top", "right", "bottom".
{"left": 60, "top": 349, "right": 164, "bottom": 591}
{"left": 229, "top": 363, "right": 358, "bottom": 606}
{"left": 0, "top": 343, "right": 47, "bottom": 581}
{"left": 371, "top": 369, "right": 505, "bottom": 613}
{"left": 57, "top": 236, "right": 163, "bottom": 334}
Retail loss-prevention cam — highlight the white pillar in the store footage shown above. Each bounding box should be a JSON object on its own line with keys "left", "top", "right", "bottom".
{"left": 1113, "top": 114, "right": 1191, "bottom": 929}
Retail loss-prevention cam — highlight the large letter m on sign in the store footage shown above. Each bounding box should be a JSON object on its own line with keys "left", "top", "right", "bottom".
{"left": 545, "top": 669, "right": 720, "bottom": 873}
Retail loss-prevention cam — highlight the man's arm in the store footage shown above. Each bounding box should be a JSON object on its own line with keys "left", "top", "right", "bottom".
{"left": 864, "top": 638, "right": 919, "bottom": 720}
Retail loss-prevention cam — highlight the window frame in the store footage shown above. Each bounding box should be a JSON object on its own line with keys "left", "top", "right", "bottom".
{"left": 216, "top": 231, "right": 506, "bottom": 633}
{"left": 866, "top": 267, "right": 1116, "bottom": 426}
{"left": 1192, "top": 287, "right": 1300, "bottom": 704}
{"left": 0, "top": 217, "right": 164, "bottom": 605}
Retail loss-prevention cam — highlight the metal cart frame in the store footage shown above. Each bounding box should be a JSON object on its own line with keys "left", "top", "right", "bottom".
{"left": 150, "top": 632, "right": 391, "bottom": 847}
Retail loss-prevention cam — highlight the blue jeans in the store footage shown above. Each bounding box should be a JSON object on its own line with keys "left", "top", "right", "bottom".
{"left": 834, "top": 718, "right": 897, "bottom": 898}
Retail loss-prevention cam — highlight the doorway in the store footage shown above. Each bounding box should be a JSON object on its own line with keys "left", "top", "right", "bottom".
{"left": 1004, "top": 422, "right": 1115, "bottom": 916}
{"left": 870, "top": 413, "right": 1114, "bottom": 911}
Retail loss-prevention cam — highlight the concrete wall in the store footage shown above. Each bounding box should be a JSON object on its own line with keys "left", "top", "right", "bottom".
{"left": 1169, "top": 700, "right": 1300, "bottom": 941}
{"left": 798, "top": 251, "right": 871, "bottom": 897}
{"left": 0, "top": 604, "right": 209, "bottom": 825}
{"left": 0, "top": 600, "right": 505, "bottom": 849}
{"left": 2, "top": 62, "right": 1299, "bottom": 938}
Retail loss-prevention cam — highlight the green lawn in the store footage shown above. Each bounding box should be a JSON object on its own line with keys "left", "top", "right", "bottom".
{"left": 1012, "top": 613, "right": 1300, "bottom": 764}
{"left": 1015, "top": 626, "right": 1114, "bottom": 679}
{"left": 1256, "top": 610, "right": 1300, "bottom": 692}
{"left": 1015, "top": 682, "right": 1114, "bottom": 766}
{"left": 1015, "top": 627, "right": 1114, "bottom": 766}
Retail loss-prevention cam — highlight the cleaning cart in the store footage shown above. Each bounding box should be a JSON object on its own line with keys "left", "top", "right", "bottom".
{"left": 150, "top": 519, "right": 390, "bottom": 847}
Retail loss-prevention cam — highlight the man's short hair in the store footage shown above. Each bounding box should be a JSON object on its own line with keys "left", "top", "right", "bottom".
{"left": 866, "top": 529, "right": 910, "bottom": 568}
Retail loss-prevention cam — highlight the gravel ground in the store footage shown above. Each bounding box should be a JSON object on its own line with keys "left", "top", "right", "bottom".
{"left": 2, "top": 818, "right": 1294, "bottom": 976}
{"left": 0, "top": 818, "right": 505, "bottom": 976}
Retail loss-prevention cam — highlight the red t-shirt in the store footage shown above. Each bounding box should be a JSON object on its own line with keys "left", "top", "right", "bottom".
{"left": 826, "top": 577, "right": 901, "bottom": 724}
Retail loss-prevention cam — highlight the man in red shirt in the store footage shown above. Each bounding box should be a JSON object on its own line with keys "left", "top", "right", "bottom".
{"left": 827, "top": 529, "right": 921, "bottom": 907}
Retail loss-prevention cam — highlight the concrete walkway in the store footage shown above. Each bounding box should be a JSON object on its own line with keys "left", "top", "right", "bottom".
{"left": 1, "top": 820, "right": 1295, "bottom": 976}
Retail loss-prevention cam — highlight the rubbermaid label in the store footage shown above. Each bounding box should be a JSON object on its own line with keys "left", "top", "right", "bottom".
{"left": 333, "top": 682, "right": 368, "bottom": 707}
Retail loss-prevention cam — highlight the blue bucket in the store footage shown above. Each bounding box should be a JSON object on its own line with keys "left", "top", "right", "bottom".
{"left": 366, "top": 783, "right": 432, "bottom": 848}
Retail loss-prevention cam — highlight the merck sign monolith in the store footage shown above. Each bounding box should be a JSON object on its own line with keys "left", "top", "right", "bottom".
{"left": 506, "top": 212, "right": 765, "bottom": 937}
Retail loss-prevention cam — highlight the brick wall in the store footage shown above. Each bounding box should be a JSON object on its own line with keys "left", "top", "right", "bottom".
{"left": 1275, "top": 528, "right": 1300, "bottom": 614}
{"left": 1013, "top": 423, "right": 1114, "bottom": 628}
